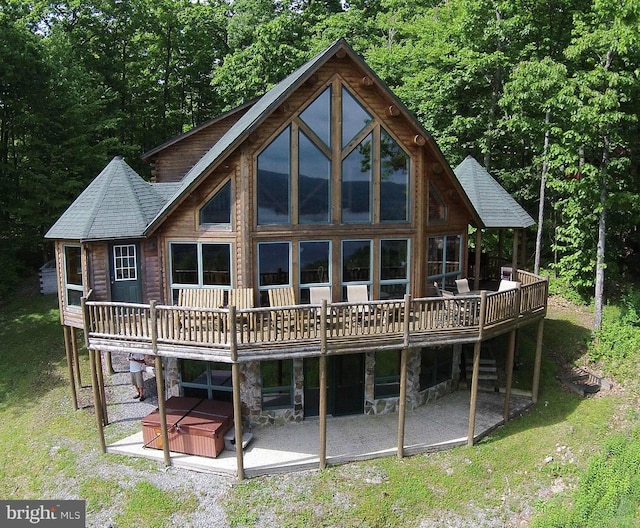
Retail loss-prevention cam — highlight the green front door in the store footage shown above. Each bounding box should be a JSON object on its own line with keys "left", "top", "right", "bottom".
{"left": 303, "top": 354, "right": 364, "bottom": 418}
{"left": 110, "top": 243, "right": 142, "bottom": 303}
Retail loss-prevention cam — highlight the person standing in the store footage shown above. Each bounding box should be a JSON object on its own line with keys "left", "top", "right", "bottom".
{"left": 129, "top": 352, "right": 146, "bottom": 401}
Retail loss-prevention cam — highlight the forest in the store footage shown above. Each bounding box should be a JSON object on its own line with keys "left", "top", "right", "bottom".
{"left": 2, "top": 0, "right": 639, "bottom": 325}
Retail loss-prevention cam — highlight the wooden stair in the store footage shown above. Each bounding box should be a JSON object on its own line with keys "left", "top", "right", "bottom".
{"left": 463, "top": 349, "right": 499, "bottom": 392}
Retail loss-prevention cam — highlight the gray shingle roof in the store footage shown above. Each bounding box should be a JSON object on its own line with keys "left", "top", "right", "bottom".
{"left": 45, "top": 157, "right": 179, "bottom": 241}
{"left": 453, "top": 155, "right": 535, "bottom": 229}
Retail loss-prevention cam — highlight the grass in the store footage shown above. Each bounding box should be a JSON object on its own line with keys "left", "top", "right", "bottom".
{"left": 1, "top": 284, "right": 639, "bottom": 526}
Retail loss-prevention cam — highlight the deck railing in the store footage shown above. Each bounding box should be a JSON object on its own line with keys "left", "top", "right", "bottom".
{"left": 83, "top": 273, "right": 548, "bottom": 362}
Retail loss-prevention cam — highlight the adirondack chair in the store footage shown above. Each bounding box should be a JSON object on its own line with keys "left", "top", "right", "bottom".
{"left": 268, "top": 287, "right": 298, "bottom": 334}
{"left": 228, "top": 288, "right": 255, "bottom": 328}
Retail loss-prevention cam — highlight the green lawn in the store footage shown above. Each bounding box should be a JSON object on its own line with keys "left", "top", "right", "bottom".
{"left": 1, "top": 287, "right": 638, "bottom": 527}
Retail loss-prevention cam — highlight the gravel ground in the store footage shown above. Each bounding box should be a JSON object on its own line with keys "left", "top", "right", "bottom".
{"left": 80, "top": 352, "right": 235, "bottom": 528}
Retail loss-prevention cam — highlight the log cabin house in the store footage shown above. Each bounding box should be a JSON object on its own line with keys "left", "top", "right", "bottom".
{"left": 45, "top": 39, "right": 547, "bottom": 478}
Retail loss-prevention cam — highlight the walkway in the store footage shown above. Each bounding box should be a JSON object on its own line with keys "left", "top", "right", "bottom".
{"left": 107, "top": 390, "right": 533, "bottom": 478}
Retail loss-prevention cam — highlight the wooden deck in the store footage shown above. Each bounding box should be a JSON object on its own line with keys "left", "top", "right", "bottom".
{"left": 82, "top": 271, "right": 548, "bottom": 362}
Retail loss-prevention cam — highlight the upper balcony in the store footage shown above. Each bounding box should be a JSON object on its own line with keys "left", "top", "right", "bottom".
{"left": 82, "top": 270, "right": 548, "bottom": 363}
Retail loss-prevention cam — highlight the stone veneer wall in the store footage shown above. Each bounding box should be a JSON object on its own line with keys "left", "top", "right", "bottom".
{"left": 168, "top": 344, "right": 463, "bottom": 427}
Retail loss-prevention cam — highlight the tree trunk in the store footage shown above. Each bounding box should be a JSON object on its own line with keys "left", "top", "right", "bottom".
{"left": 534, "top": 110, "right": 551, "bottom": 275}
{"left": 593, "top": 137, "right": 609, "bottom": 330}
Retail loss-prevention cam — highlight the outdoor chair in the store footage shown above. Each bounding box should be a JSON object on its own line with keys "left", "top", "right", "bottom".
{"left": 455, "top": 278, "right": 470, "bottom": 294}
{"left": 310, "top": 286, "right": 333, "bottom": 318}
{"left": 498, "top": 279, "right": 520, "bottom": 292}
{"left": 268, "top": 287, "right": 298, "bottom": 335}
{"left": 347, "top": 284, "right": 373, "bottom": 314}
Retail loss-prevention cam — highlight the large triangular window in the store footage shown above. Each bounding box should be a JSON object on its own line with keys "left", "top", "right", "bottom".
{"left": 428, "top": 183, "right": 447, "bottom": 222}
{"left": 200, "top": 180, "right": 231, "bottom": 225}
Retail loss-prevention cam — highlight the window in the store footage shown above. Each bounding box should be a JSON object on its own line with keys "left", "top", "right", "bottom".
{"left": 170, "top": 242, "right": 231, "bottom": 302}
{"left": 380, "top": 129, "right": 409, "bottom": 222}
{"left": 113, "top": 244, "right": 137, "bottom": 281}
{"left": 299, "top": 132, "right": 330, "bottom": 224}
{"left": 342, "top": 87, "right": 372, "bottom": 147}
{"left": 256, "top": 82, "right": 412, "bottom": 227}
{"left": 427, "top": 234, "right": 462, "bottom": 291}
{"left": 257, "top": 127, "right": 290, "bottom": 225}
{"left": 261, "top": 360, "right": 293, "bottom": 410}
{"left": 64, "top": 245, "right": 83, "bottom": 307}
{"left": 420, "top": 347, "right": 453, "bottom": 390}
{"left": 299, "top": 241, "right": 331, "bottom": 304}
{"left": 200, "top": 180, "right": 231, "bottom": 225}
{"left": 428, "top": 183, "right": 447, "bottom": 222}
{"left": 342, "top": 240, "right": 372, "bottom": 299}
{"left": 374, "top": 350, "right": 400, "bottom": 398}
{"left": 180, "top": 360, "right": 232, "bottom": 401}
{"left": 380, "top": 239, "right": 409, "bottom": 299}
{"left": 258, "top": 242, "right": 290, "bottom": 306}
{"left": 300, "top": 87, "right": 331, "bottom": 148}
{"left": 342, "top": 134, "right": 372, "bottom": 223}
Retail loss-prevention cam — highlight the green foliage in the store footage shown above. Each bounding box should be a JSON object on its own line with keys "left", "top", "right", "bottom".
{"left": 531, "top": 429, "right": 640, "bottom": 528}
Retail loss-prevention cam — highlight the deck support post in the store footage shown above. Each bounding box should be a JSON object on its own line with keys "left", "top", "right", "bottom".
{"left": 155, "top": 355, "right": 171, "bottom": 467}
{"left": 397, "top": 295, "right": 411, "bottom": 459}
{"left": 474, "top": 229, "right": 482, "bottom": 290}
{"left": 531, "top": 319, "right": 544, "bottom": 403}
{"left": 96, "top": 351, "right": 108, "bottom": 425}
{"left": 319, "top": 300, "right": 328, "bottom": 470}
{"left": 503, "top": 329, "right": 516, "bottom": 422}
{"left": 511, "top": 230, "right": 519, "bottom": 279}
{"left": 63, "top": 326, "right": 78, "bottom": 410}
{"left": 467, "top": 342, "right": 481, "bottom": 446}
{"left": 71, "top": 327, "right": 82, "bottom": 388}
{"left": 230, "top": 306, "right": 245, "bottom": 481}
{"left": 105, "top": 352, "right": 115, "bottom": 375}
{"left": 89, "top": 349, "right": 106, "bottom": 453}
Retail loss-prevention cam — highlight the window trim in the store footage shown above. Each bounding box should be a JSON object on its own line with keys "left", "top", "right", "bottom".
{"left": 63, "top": 244, "right": 83, "bottom": 308}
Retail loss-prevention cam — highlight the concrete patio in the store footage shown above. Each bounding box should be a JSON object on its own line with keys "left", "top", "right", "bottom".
{"left": 107, "top": 390, "right": 533, "bottom": 478}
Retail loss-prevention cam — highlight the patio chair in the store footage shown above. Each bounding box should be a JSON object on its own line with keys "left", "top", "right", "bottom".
{"left": 310, "top": 286, "right": 333, "bottom": 317}
{"left": 268, "top": 287, "right": 298, "bottom": 334}
{"left": 268, "top": 287, "right": 296, "bottom": 308}
{"left": 228, "top": 287, "right": 254, "bottom": 309}
{"left": 455, "top": 278, "right": 470, "bottom": 294}
{"left": 498, "top": 279, "right": 520, "bottom": 292}
{"left": 346, "top": 284, "right": 373, "bottom": 313}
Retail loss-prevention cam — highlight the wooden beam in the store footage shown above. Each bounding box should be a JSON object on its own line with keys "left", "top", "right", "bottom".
{"left": 360, "top": 76, "right": 373, "bottom": 88}
{"left": 503, "top": 330, "right": 516, "bottom": 422}
{"left": 532, "top": 319, "right": 544, "bottom": 403}
{"left": 319, "top": 299, "right": 328, "bottom": 470}
{"left": 155, "top": 355, "right": 171, "bottom": 467}
{"left": 105, "top": 352, "right": 115, "bottom": 375}
{"left": 474, "top": 230, "right": 482, "bottom": 291}
{"left": 511, "top": 230, "right": 519, "bottom": 279}
{"left": 385, "top": 105, "right": 400, "bottom": 117}
{"left": 413, "top": 135, "right": 426, "bottom": 146}
{"left": 63, "top": 326, "right": 78, "bottom": 410}
{"left": 467, "top": 342, "right": 481, "bottom": 446}
{"left": 230, "top": 307, "right": 245, "bottom": 481}
{"left": 96, "top": 351, "right": 108, "bottom": 426}
{"left": 71, "top": 326, "right": 82, "bottom": 388}
{"left": 89, "top": 349, "right": 106, "bottom": 453}
{"left": 397, "top": 347, "right": 408, "bottom": 459}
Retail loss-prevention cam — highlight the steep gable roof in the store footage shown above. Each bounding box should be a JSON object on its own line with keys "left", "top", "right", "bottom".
{"left": 143, "top": 38, "right": 468, "bottom": 234}
{"left": 45, "top": 157, "right": 179, "bottom": 241}
{"left": 453, "top": 155, "right": 535, "bottom": 229}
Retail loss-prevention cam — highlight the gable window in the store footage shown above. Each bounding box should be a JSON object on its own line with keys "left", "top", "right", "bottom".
{"left": 200, "top": 180, "right": 231, "bottom": 225}
{"left": 64, "top": 245, "right": 83, "bottom": 307}
{"left": 169, "top": 242, "right": 231, "bottom": 302}
{"left": 257, "top": 127, "right": 290, "bottom": 225}
{"left": 258, "top": 242, "right": 291, "bottom": 306}
{"left": 428, "top": 183, "right": 447, "bottom": 222}
{"left": 299, "top": 87, "right": 331, "bottom": 148}
{"left": 261, "top": 360, "right": 293, "bottom": 410}
{"left": 427, "top": 234, "right": 462, "bottom": 290}
{"left": 380, "top": 239, "right": 409, "bottom": 299}
{"left": 380, "top": 129, "right": 409, "bottom": 222}
{"left": 299, "top": 132, "right": 330, "bottom": 224}
{"left": 342, "top": 86, "right": 372, "bottom": 148}
{"left": 342, "top": 134, "right": 372, "bottom": 223}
